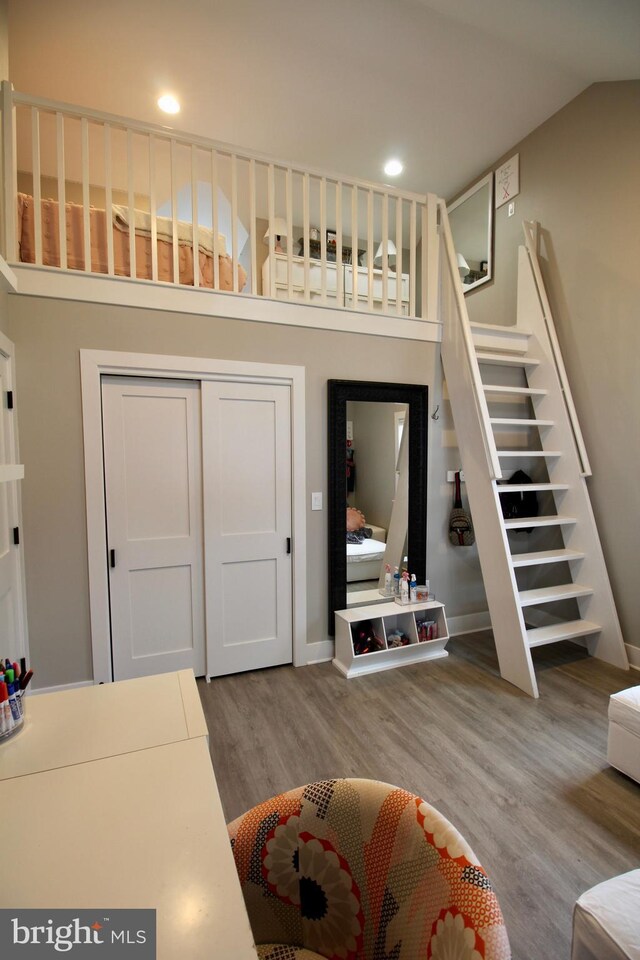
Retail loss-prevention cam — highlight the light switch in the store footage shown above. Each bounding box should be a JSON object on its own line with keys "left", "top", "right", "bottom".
{"left": 311, "top": 492, "right": 323, "bottom": 511}
{"left": 508, "top": 202, "right": 515, "bottom": 217}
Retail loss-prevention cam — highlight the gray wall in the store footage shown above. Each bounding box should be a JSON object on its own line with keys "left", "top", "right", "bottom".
{"left": 461, "top": 80, "right": 640, "bottom": 649}
{"left": 8, "top": 296, "right": 486, "bottom": 687}
{"left": 0, "top": 288, "right": 9, "bottom": 335}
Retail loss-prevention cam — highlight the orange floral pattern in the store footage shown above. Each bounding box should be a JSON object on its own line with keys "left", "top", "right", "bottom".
{"left": 228, "top": 779, "right": 510, "bottom": 960}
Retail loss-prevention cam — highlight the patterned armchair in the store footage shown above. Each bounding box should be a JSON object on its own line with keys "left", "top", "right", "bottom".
{"left": 228, "top": 778, "right": 510, "bottom": 960}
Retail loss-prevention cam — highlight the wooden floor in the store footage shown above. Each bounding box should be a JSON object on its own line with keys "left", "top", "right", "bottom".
{"left": 199, "top": 632, "right": 640, "bottom": 960}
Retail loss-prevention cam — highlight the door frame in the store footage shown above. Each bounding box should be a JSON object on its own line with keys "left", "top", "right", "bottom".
{"left": 0, "top": 329, "right": 29, "bottom": 667}
{"left": 80, "top": 349, "right": 307, "bottom": 684}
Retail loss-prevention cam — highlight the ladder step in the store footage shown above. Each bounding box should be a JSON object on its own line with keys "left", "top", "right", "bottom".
{"left": 498, "top": 482, "right": 569, "bottom": 493}
{"left": 469, "top": 323, "right": 532, "bottom": 359}
{"left": 469, "top": 321, "right": 532, "bottom": 338}
{"left": 476, "top": 351, "right": 540, "bottom": 368}
{"left": 511, "top": 549, "right": 586, "bottom": 568}
{"left": 483, "top": 384, "right": 548, "bottom": 397}
{"left": 504, "top": 515, "right": 576, "bottom": 529}
{"left": 526, "top": 619, "right": 601, "bottom": 648}
{"left": 490, "top": 418, "right": 555, "bottom": 428}
{"left": 519, "top": 583, "right": 593, "bottom": 606}
{"left": 497, "top": 450, "right": 562, "bottom": 458}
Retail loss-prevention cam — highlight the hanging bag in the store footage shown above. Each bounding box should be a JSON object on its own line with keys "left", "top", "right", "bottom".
{"left": 449, "top": 471, "right": 475, "bottom": 546}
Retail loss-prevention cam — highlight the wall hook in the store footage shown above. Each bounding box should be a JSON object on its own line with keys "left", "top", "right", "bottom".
{"left": 431, "top": 404, "right": 440, "bottom": 421}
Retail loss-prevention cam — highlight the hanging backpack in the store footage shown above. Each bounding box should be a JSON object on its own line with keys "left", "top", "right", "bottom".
{"left": 449, "top": 471, "right": 475, "bottom": 546}
{"left": 499, "top": 469, "right": 539, "bottom": 532}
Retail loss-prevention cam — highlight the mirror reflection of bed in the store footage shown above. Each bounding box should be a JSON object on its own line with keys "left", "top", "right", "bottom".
{"left": 345, "top": 400, "right": 409, "bottom": 607}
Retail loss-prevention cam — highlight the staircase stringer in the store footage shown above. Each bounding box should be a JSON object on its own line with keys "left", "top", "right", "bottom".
{"left": 517, "top": 243, "right": 628, "bottom": 669}
{"left": 439, "top": 216, "right": 538, "bottom": 698}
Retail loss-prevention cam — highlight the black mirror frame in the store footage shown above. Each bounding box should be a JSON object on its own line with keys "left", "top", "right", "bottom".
{"left": 328, "top": 379, "right": 428, "bottom": 635}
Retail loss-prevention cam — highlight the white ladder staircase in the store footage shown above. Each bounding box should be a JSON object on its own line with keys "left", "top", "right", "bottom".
{"left": 438, "top": 212, "right": 628, "bottom": 698}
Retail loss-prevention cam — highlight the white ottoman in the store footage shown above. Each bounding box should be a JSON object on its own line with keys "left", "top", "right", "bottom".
{"left": 571, "top": 870, "right": 640, "bottom": 960}
{"left": 608, "top": 686, "right": 640, "bottom": 783}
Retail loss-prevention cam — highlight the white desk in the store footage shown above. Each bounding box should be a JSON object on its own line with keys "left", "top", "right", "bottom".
{"left": 0, "top": 669, "right": 207, "bottom": 781}
{"left": 0, "top": 671, "right": 258, "bottom": 960}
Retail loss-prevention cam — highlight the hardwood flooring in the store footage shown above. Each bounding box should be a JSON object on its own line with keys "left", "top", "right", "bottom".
{"left": 198, "top": 632, "right": 640, "bottom": 960}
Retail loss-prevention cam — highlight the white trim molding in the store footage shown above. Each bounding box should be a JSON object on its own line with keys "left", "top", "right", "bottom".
{"left": 625, "top": 643, "right": 640, "bottom": 672}
{"left": 29, "top": 680, "right": 93, "bottom": 696}
{"left": 12, "top": 265, "right": 442, "bottom": 343}
{"left": 304, "top": 640, "right": 335, "bottom": 665}
{"left": 447, "top": 611, "right": 492, "bottom": 636}
{"left": 80, "top": 349, "right": 307, "bottom": 683}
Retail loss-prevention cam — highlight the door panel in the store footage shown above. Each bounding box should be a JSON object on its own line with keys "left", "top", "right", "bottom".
{"left": 203, "top": 381, "right": 292, "bottom": 677}
{"left": 102, "top": 377, "right": 205, "bottom": 680}
{"left": 128, "top": 566, "right": 195, "bottom": 659}
{"left": 122, "top": 394, "right": 193, "bottom": 540}
{"left": 221, "top": 558, "right": 278, "bottom": 644}
{"left": 219, "top": 396, "right": 278, "bottom": 534}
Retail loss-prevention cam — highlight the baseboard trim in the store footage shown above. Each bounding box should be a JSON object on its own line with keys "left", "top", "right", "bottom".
{"left": 304, "top": 640, "right": 334, "bottom": 665}
{"left": 625, "top": 643, "right": 640, "bottom": 671}
{"left": 447, "top": 611, "right": 491, "bottom": 636}
{"left": 29, "top": 679, "right": 93, "bottom": 696}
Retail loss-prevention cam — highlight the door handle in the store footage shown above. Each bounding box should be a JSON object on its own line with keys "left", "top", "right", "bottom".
{"left": 110, "top": 549, "right": 116, "bottom": 568}
{"left": 286, "top": 537, "right": 291, "bottom": 554}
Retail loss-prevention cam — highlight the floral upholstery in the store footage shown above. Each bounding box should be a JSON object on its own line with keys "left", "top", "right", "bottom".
{"left": 228, "top": 778, "right": 511, "bottom": 960}
{"left": 257, "top": 947, "right": 324, "bottom": 960}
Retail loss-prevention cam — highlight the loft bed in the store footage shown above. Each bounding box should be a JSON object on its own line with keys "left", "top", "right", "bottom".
{"left": 3, "top": 84, "right": 439, "bottom": 327}
{"left": 16, "top": 193, "right": 247, "bottom": 291}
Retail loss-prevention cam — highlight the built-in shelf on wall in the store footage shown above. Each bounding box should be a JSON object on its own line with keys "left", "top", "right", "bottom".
{"left": 0, "top": 465, "right": 24, "bottom": 482}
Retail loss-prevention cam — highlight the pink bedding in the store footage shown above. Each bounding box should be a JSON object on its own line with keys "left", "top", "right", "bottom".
{"left": 16, "top": 193, "right": 247, "bottom": 292}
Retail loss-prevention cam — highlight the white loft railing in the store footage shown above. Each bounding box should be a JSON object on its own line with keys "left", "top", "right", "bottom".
{"left": 438, "top": 198, "right": 503, "bottom": 480}
{"left": 522, "top": 220, "right": 591, "bottom": 477}
{"left": 1, "top": 82, "right": 439, "bottom": 323}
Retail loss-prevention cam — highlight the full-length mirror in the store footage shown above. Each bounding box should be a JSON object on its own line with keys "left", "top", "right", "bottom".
{"left": 328, "top": 380, "right": 428, "bottom": 634}
{"left": 447, "top": 173, "right": 494, "bottom": 293}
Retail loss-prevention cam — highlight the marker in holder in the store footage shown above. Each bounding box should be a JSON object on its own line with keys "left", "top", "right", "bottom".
{"left": 0, "top": 658, "right": 32, "bottom": 742}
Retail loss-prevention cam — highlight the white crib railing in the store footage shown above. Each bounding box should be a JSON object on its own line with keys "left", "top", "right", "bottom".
{"left": 1, "top": 82, "right": 439, "bottom": 322}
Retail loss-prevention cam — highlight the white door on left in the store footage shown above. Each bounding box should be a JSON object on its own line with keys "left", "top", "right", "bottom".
{"left": 0, "top": 345, "right": 27, "bottom": 663}
{"left": 102, "top": 377, "right": 205, "bottom": 680}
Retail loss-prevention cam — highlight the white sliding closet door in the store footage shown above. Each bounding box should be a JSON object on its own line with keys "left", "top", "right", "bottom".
{"left": 202, "top": 381, "right": 292, "bottom": 677}
{"left": 102, "top": 377, "right": 205, "bottom": 680}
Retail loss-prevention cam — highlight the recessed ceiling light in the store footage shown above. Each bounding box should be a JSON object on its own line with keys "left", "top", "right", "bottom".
{"left": 384, "top": 159, "right": 403, "bottom": 177}
{"left": 157, "top": 94, "right": 180, "bottom": 115}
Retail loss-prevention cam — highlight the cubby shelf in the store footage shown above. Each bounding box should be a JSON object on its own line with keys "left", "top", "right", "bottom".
{"left": 333, "top": 600, "right": 449, "bottom": 678}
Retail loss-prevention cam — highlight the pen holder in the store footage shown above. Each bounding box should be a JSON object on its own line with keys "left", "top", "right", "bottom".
{"left": 0, "top": 695, "right": 25, "bottom": 742}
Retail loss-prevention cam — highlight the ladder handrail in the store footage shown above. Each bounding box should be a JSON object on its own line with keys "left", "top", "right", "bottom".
{"left": 522, "top": 220, "right": 592, "bottom": 477}
{"left": 438, "top": 199, "right": 503, "bottom": 480}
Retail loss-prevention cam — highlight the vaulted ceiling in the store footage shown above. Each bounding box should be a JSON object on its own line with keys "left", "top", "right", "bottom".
{"left": 8, "top": 0, "right": 640, "bottom": 198}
